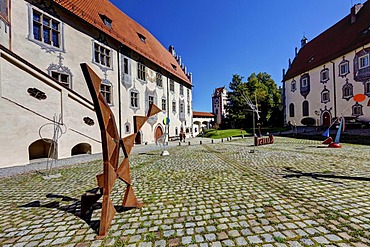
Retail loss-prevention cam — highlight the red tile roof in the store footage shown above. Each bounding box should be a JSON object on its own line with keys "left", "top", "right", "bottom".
{"left": 193, "top": 111, "right": 215, "bottom": 118}
{"left": 53, "top": 0, "right": 191, "bottom": 85}
{"left": 284, "top": 2, "right": 370, "bottom": 81}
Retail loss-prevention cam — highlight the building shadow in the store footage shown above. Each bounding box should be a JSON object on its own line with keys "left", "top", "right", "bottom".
{"left": 282, "top": 168, "right": 370, "bottom": 183}
{"left": 20, "top": 188, "right": 133, "bottom": 235}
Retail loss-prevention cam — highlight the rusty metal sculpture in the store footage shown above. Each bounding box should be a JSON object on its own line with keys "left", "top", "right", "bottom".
{"left": 80, "top": 63, "right": 161, "bottom": 238}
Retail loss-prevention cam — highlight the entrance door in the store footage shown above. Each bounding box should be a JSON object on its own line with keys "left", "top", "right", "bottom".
{"left": 155, "top": 126, "right": 163, "bottom": 142}
{"left": 322, "top": 112, "right": 330, "bottom": 126}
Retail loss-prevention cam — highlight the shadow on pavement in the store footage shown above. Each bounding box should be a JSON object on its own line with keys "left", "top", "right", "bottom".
{"left": 19, "top": 189, "right": 134, "bottom": 235}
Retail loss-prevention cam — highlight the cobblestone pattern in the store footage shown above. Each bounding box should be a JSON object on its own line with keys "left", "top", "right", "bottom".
{"left": 0, "top": 137, "right": 370, "bottom": 246}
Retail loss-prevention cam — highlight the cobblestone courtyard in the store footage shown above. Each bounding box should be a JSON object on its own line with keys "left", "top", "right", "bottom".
{"left": 1, "top": 137, "right": 370, "bottom": 246}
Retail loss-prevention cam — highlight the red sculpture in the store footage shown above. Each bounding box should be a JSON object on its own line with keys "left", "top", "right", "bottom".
{"left": 80, "top": 63, "right": 161, "bottom": 238}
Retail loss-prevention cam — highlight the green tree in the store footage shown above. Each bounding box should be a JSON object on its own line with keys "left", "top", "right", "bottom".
{"left": 225, "top": 72, "right": 282, "bottom": 128}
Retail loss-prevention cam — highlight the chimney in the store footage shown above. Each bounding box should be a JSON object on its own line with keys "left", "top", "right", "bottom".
{"left": 168, "top": 45, "right": 175, "bottom": 56}
{"left": 301, "top": 35, "right": 308, "bottom": 48}
{"left": 351, "top": 3, "right": 363, "bottom": 24}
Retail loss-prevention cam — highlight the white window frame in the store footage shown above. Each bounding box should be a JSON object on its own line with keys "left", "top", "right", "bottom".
{"left": 137, "top": 63, "right": 146, "bottom": 81}
{"left": 156, "top": 72, "right": 163, "bottom": 87}
{"left": 322, "top": 91, "right": 329, "bottom": 103}
{"left": 130, "top": 90, "right": 139, "bottom": 108}
{"left": 28, "top": 5, "right": 64, "bottom": 52}
{"left": 162, "top": 98, "right": 166, "bottom": 111}
{"left": 339, "top": 62, "right": 349, "bottom": 76}
{"left": 291, "top": 80, "right": 296, "bottom": 92}
{"left": 301, "top": 77, "right": 308, "bottom": 87}
{"left": 93, "top": 41, "right": 112, "bottom": 69}
{"left": 359, "top": 54, "right": 369, "bottom": 69}
{"left": 170, "top": 80, "right": 175, "bottom": 93}
{"left": 100, "top": 80, "right": 112, "bottom": 105}
{"left": 51, "top": 71, "right": 70, "bottom": 88}
{"left": 320, "top": 69, "right": 329, "bottom": 82}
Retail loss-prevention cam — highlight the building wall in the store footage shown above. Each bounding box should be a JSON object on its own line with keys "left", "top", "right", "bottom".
{"left": 284, "top": 47, "right": 370, "bottom": 126}
{"left": 0, "top": 0, "right": 193, "bottom": 167}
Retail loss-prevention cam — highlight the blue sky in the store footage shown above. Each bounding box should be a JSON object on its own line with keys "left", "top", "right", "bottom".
{"left": 110, "top": 0, "right": 363, "bottom": 112}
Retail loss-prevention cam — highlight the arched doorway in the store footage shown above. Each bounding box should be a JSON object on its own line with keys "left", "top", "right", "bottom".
{"left": 322, "top": 112, "right": 331, "bottom": 126}
{"left": 71, "top": 143, "right": 91, "bottom": 156}
{"left": 155, "top": 126, "right": 163, "bottom": 142}
{"left": 29, "top": 139, "right": 57, "bottom": 160}
{"left": 135, "top": 131, "right": 142, "bottom": 144}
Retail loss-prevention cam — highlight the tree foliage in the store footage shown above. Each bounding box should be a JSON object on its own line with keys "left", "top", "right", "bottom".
{"left": 225, "top": 72, "right": 282, "bottom": 128}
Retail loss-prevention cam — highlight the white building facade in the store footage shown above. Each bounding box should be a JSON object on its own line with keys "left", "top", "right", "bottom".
{"left": 0, "top": 0, "right": 193, "bottom": 168}
{"left": 283, "top": 3, "right": 370, "bottom": 127}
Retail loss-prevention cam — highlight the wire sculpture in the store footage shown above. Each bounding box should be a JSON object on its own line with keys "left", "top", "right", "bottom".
{"left": 38, "top": 114, "right": 66, "bottom": 179}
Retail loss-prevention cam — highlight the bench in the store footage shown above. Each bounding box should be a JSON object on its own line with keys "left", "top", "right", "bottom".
{"left": 168, "top": 135, "right": 180, "bottom": 141}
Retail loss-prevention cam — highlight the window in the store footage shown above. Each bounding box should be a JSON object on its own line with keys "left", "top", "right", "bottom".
{"left": 100, "top": 82, "right": 112, "bottom": 104}
{"left": 359, "top": 54, "right": 369, "bottom": 69}
{"left": 162, "top": 98, "right": 166, "bottom": 111}
{"left": 301, "top": 77, "right": 308, "bottom": 87}
{"left": 94, "top": 43, "right": 111, "bottom": 67}
{"left": 32, "top": 10, "right": 60, "bottom": 48}
{"left": 130, "top": 91, "right": 139, "bottom": 108}
{"left": 366, "top": 81, "right": 370, "bottom": 94}
{"left": 51, "top": 71, "right": 70, "bottom": 88}
{"left": 352, "top": 103, "right": 363, "bottom": 116}
{"left": 0, "top": 0, "right": 8, "bottom": 18}
{"left": 339, "top": 61, "right": 349, "bottom": 76}
{"left": 123, "top": 57, "right": 129, "bottom": 74}
{"left": 148, "top": 95, "right": 154, "bottom": 106}
{"left": 320, "top": 69, "right": 329, "bottom": 83}
{"left": 322, "top": 91, "right": 329, "bottom": 103}
{"left": 187, "top": 89, "right": 190, "bottom": 100}
{"left": 156, "top": 72, "right": 162, "bottom": 87}
{"left": 137, "top": 63, "right": 146, "bottom": 81}
{"left": 172, "top": 101, "right": 176, "bottom": 113}
{"left": 302, "top": 101, "right": 309, "bottom": 116}
{"left": 291, "top": 80, "right": 296, "bottom": 92}
{"left": 102, "top": 17, "right": 112, "bottom": 28}
{"left": 289, "top": 103, "right": 294, "bottom": 117}
{"left": 180, "top": 85, "right": 184, "bottom": 95}
{"left": 180, "top": 102, "right": 184, "bottom": 113}
{"left": 187, "top": 104, "right": 190, "bottom": 114}
{"left": 137, "top": 33, "right": 146, "bottom": 43}
{"left": 125, "top": 122, "right": 130, "bottom": 134}
{"left": 343, "top": 86, "right": 352, "bottom": 97}
{"left": 170, "top": 80, "right": 175, "bottom": 92}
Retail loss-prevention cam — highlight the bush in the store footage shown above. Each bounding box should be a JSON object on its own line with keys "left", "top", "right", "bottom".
{"left": 301, "top": 117, "right": 315, "bottom": 126}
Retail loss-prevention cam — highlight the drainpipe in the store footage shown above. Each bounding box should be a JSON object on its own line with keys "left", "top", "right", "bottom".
{"left": 166, "top": 76, "right": 170, "bottom": 141}
{"left": 117, "top": 47, "right": 122, "bottom": 136}
{"left": 330, "top": 61, "right": 337, "bottom": 118}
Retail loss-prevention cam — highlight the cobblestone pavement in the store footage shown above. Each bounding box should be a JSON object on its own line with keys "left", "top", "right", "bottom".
{"left": 1, "top": 137, "right": 370, "bottom": 246}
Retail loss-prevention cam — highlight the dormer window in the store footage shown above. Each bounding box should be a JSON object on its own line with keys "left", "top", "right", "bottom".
{"left": 100, "top": 14, "right": 112, "bottom": 28}
{"left": 171, "top": 64, "right": 177, "bottom": 70}
{"left": 137, "top": 33, "right": 146, "bottom": 43}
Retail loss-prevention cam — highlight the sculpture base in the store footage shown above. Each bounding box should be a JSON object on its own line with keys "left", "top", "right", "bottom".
{"left": 328, "top": 142, "right": 342, "bottom": 148}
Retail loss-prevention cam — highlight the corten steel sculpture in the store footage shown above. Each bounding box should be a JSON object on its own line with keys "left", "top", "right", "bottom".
{"left": 80, "top": 63, "right": 161, "bottom": 238}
